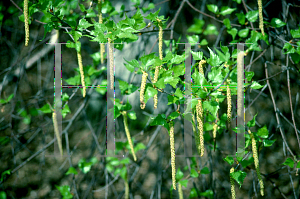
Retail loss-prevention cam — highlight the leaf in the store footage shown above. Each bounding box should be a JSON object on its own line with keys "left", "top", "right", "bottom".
{"left": 270, "top": 18, "right": 286, "bottom": 28}
{"left": 199, "top": 190, "right": 213, "bottom": 198}
{"left": 65, "top": 167, "right": 78, "bottom": 175}
{"left": 223, "top": 18, "right": 231, "bottom": 29}
{"left": 176, "top": 168, "right": 184, "bottom": 181}
{"left": 257, "top": 125, "right": 268, "bottom": 138}
{"left": 238, "top": 28, "right": 249, "bottom": 38}
{"left": 144, "top": 86, "right": 157, "bottom": 104}
{"left": 200, "top": 167, "right": 210, "bottom": 174}
{"left": 55, "top": 185, "right": 73, "bottom": 199}
{"left": 227, "top": 28, "right": 238, "bottom": 40}
{"left": 231, "top": 170, "right": 247, "bottom": 188}
{"left": 203, "top": 24, "right": 218, "bottom": 35}
{"left": 282, "top": 157, "right": 294, "bottom": 168}
{"left": 187, "top": 19, "right": 205, "bottom": 34}
{"left": 207, "top": 47, "right": 222, "bottom": 66}
{"left": 187, "top": 35, "right": 199, "bottom": 45}
{"left": 291, "top": 27, "right": 300, "bottom": 38}
{"left": 179, "top": 179, "right": 188, "bottom": 187}
{"left": 247, "top": 114, "right": 257, "bottom": 127}
{"left": 241, "top": 157, "right": 254, "bottom": 168}
{"left": 206, "top": 4, "right": 219, "bottom": 14}
{"left": 127, "top": 111, "right": 137, "bottom": 120}
{"left": 191, "top": 50, "right": 203, "bottom": 61}
{"left": 62, "top": 104, "right": 71, "bottom": 118}
{"left": 245, "top": 71, "right": 254, "bottom": 81}
{"left": 297, "top": 161, "right": 300, "bottom": 169}
{"left": 167, "top": 111, "right": 180, "bottom": 120}
{"left": 282, "top": 42, "right": 296, "bottom": 54}
{"left": 38, "top": 104, "right": 52, "bottom": 114}
{"left": 189, "top": 187, "right": 197, "bottom": 198}
{"left": 236, "top": 13, "right": 245, "bottom": 25}
{"left": 263, "top": 139, "right": 276, "bottom": 147}
{"left": 134, "top": 143, "right": 146, "bottom": 152}
{"left": 0, "top": 191, "right": 6, "bottom": 199}
{"left": 224, "top": 156, "right": 234, "bottom": 165}
{"left": 219, "top": 6, "right": 236, "bottom": 16}
{"left": 245, "top": 10, "right": 259, "bottom": 22}
{"left": 250, "top": 81, "right": 263, "bottom": 89}
{"left": 191, "top": 168, "right": 199, "bottom": 178}
{"left": 120, "top": 157, "right": 131, "bottom": 164}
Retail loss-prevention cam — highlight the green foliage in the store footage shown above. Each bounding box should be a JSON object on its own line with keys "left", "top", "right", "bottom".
{"left": 55, "top": 185, "right": 73, "bottom": 199}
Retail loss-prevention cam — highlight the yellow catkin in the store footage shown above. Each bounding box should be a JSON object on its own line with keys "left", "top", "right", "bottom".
{"left": 178, "top": 183, "right": 183, "bottom": 199}
{"left": 249, "top": 130, "right": 264, "bottom": 196}
{"left": 169, "top": 121, "right": 176, "bottom": 190}
{"left": 258, "top": 0, "right": 264, "bottom": 36}
{"left": 24, "top": 0, "right": 29, "bottom": 46}
{"left": 213, "top": 123, "right": 217, "bottom": 142}
{"left": 153, "top": 19, "right": 163, "bottom": 109}
{"left": 52, "top": 111, "right": 63, "bottom": 157}
{"left": 192, "top": 114, "right": 201, "bottom": 155}
{"left": 98, "top": 0, "right": 105, "bottom": 64}
{"left": 230, "top": 167, "right": 236, "bottom": 199}
{"left": 122, "top": 111, "right": 137, "bottom": 161}
{"left": 124, "top": 180, "right": 129, "bottom": 199}
{"left": 196, "top": 99, "right": 204, "bottom": 157}
{"left": 77, "top": 50, "right": 86, "bottom": 97}
{"left": 199, "top": 60, "right": 207, "bottom": 92}
{"left": 227, "top": 84, "right": 231, "bottom": 123}
{"left": 108, "top": 36, "right": 114, "bottom": 90}
{"left": 140, "top": 70, "right": 148, "bottom": 109}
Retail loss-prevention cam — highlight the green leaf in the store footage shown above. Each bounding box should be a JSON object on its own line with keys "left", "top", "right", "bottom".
{"left": 290, "top": 52, "right": 300, "bottom": 64}
{"left": 297, "top": 161, "right": 300, "bottom": 169}
{"left": 233, "top": 0, "right": 242, "bottom": 3}
{"left": 250, "top": 81, "right": 263, "bottom": 89}
{"left": 247, "top": 114, "right": 257, "bottom": 127}
{"left": 0, "top": 137, "right": 9, "bottom": 146}
{"left": 0, "top": 170, "right": 11, "bottom": 183}
{"left": 187, "top": 35, "right": 199, "bottom": 45}
{"left": 187, "top": 19, "right": 205, "bottom": 34}
{"left": 282, "top": 157, "right": 294, "bottom": 168}
{"left": 199, "top": 190, "right": 213, "bottom": 198}
{"left": 291, "top": 27, "right": 300, "bottom": 38}
{"left": 223, "top": 18, "right": 231, "bottom": 29}
{"left": 241, "top": 156, "right": 254, "bottom": 168}
{"left": 167, "top": 111, "right": 180, "bottom": 120}
{"left": 65, "top": 167, "right": 78, "bottom": 175}
{"left": 227, "top": 28, "right": 238, "bottom": 40}
{"left": 231, "top": 170, "right": 247, "bottom": 188}
{"left": 206, "top": 4, "right": 219, "bottom": 14}
{"left": 62, "top": 93, "right": 69, "bottom": 101}
{"left": 55, "top": 185, "right": 73, "bottom": 199}
{"left": 38, "top": 104, "right": 52, "bottom": 114}
{"left": 78, "top": 158, "right": 97, "bottom": 174}
{"left": 200, "top": 167, "right": 210, "bottom": 174}
{"left": 176, "top": 168, "right": 184, "bottom": 181}
{"left": 78, "top": 18, "right": 92, "bottom": 29}
{"left": 257, "top": 125, "right": 268, "bottom": 138}
{"left": 245, "top": 10, "right": 259, "bottom": 22}
{"left": 270, "top": 18, "right": 286, "bottom": 28}
{"left": 282, "top": 42, "right": 296, "bottom": 54}
{"left": 200, "top": 39, "right": 208, "bottom": 45}
{"left": 179, "top": 179, "right": 188, "bottom": 187}
{"left": 144, "top": 86, "right": 157, "bottom": 104}
{"left": 238, "top": 28, "right": 249, "bottom": 38}
{"left": 191, "top": 50, "right": 203, "bottom": 61}
{"left": 0, "top": 191, "right": 7, "bottom": 199}
{"left": 134, "top": 142, "right": 146, "bottom": 152}
{"left": 204, "top": 122, "right": 214, "bottom": 131}
{"left": 263, "top": 139, "right": 276, "bottom": 147}
{"left": 224, "top": 156, "right": 234, "bottom": 165}
{"left": 245, "top": 71, "right": 254, "bottom": 81}
{"left": 118, "top": 80, "right": 138, "bottom": 95}
{"left": 203, "top": 24, "right": 218, "bottom": 35}
{"left": 120, "top": 157, "right": 131, "bottom": 165}
{"left": 62, "top": 104, "right": 71, "bottom": 118}
{"left": 219, "top": 6, "right": 236, "bottom": 16}
{"left": 189, "top": 187, "right": 197, "bottom": 198}
{"left": 0, "top": 94, "right": 14, "bottom": 104}
{"left": 191, "top": 168, "right": 199, "bottom": 178}
{"left": 207, "top": 47, "right": 222, "bottom": 66}
{"left": 120, "top": 167, "right": 127, "bottom": 180}
{"left": 236, "top": 13, "right": 245, "bottom": 25}
{"left": 208, "top": 67, "right": 223, "bottom": 84}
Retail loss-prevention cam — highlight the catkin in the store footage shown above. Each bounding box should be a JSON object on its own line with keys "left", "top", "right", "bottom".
{"left": 227, "top": 84, "right": 231, "bottom": 123}
{"left": 108, "top": 36, "right": 114, "bottom": 90}
{"left": 230, "top": 167, "right": 236, "bottom": 199}
{"left": 196, "top": 99, "right": 204, "bottom": 157}
{"left": 169, "top": 121, "right": 176, "bottom": 190}
{"left": 153, "top": 19, "right": 163, "bottom": 109}
{"left": 258, "top": 0, "right": 264, "bottom": 36}
{"left": 249, "top": 130, "right": 264, "bottom": 196}
{"left": 24, "top": 0, "right": 29, "bottom": 46}
{"left": 178, "top": 183, "right": 183, "bottom": 199}
{"left": 52, "top": 111, "right": 63, "bottom": 157}
{"left": 140, "top": 70, "right": 148, "bottom": 109}
{"left": 199, "top": 60, "right": 207, "bottom": 92}
{"left": 98, "top": 0, "right": 105, "bottom": 64}
{"left": 77, "top": 50, "right": 86, "bottom": 97}
{"left": 124, "top": 180, "right": 129, "bottom": 199}
{"left": 122, "top": 111, "right": 137, "bottom": 161}
{"left": 192, "top": 114, "right": 201, "bottom": 155}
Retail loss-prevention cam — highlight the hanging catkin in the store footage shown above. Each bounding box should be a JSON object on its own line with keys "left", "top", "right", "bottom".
{"left": 258, "top": 0, "right": 264, "bottom": 36}
{"left": 230, "top": 167, "right": 236, "bottom": 199}
{"left": 52, "top": 111, "right": 63, "bottom": 157}
{"left": 24, "top": 0, "right": 29, "bottom": 46}
{"left": 140, "top": 70, "right": 148, "bottom": 109}
{"left": 77, "top": 49, "right": 86, "bottom": 97}
{"left": 98, "top": 0, "right": 105, "bottom": 64}
{"left": 192, "top": 114, "right": 201, "bottom": 155}
{"left": 178, "top": 183, "right": 183, "bottom": 199}
{"left": 153, "top": 19, "right": 163, "bottom": 109}
{"left": 199, "top": 60, "right": 207, "bottom": 92}
{"left": 196, "top": 99, "right": 204, "bottom": 157}
{"left": 248, "top": 130, "right": 264, "bottom": 196}
{"left": 122, "top": 111, "right": 137, "bottom": 161}
{"left": 227, "top": 83, "right": 231, "bottom": 123}
{"left": 169, "top": 121, "right": 176, "bottom": 190}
